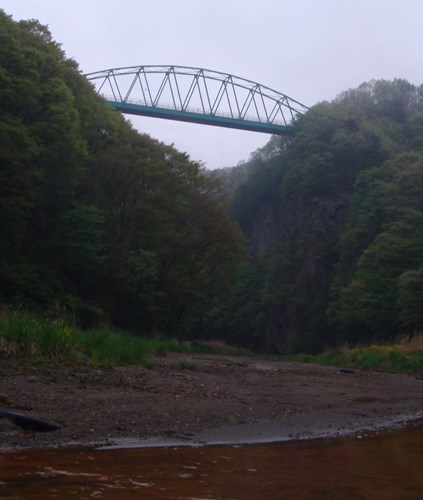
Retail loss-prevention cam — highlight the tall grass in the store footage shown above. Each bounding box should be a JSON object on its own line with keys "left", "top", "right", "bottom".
{"left": 287, "top": 334, "right": 423, "bottom": 374}
{"left": 0, "top": 311, "right": 249, "bottom": 367}
{"left": 0, "top": 312, "right": 150, "bottom": 366}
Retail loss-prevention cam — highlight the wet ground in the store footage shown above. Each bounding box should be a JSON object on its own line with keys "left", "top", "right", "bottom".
{"left": 0, "top": 353, "right": 422, "bottom": 449}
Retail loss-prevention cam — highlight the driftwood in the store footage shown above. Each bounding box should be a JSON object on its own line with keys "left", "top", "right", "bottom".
{"left": 0, "top": 409, "right": 60, "bottom": 432}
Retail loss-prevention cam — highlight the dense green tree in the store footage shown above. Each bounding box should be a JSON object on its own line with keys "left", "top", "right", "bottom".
{"left": 2, "top": 9, "right": 423, "bottom": 350}
{"left": 397, "top": 266, "right": 423, "bottom": 331}
{"left": 212, "top": 79, "right": 423, "bottom": 353}
{"left": 0, "top": 10, "right": 247, "bottom": 336}
{"left": 331, "top": 153, "right": 423, "bottom": 341}
{"left": 94, "top": 138, "right": 246, "bottom": 335}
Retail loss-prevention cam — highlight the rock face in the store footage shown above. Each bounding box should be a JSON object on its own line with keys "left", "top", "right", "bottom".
{"left": 249, "top": 193, "right": 349, "bottom": 259}
{"left": 248, "top": 202, "right": 280, "bottom": 259}
{"left": 244, "top": 186, "right": 351, "bottom": 353}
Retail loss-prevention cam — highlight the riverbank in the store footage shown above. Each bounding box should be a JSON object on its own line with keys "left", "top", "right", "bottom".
{"left": 1, "top": 353, "right": 422, "bottom": 450}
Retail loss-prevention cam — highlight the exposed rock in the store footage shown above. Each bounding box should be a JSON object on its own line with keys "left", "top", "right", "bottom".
{"left": 245, "top": 185, "right": 350, "bottom": 353}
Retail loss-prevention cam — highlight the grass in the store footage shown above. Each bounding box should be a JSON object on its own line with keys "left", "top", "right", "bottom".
{"left": 0, "top": 310, "right": 249, "bottom": 368}
{"left": 189, "top": 340, "right": 251, "bottom": 357}
{"left": 179, "top": 360, "right": 198, "bottom": 371}
{"left": 0, "top": 312, "right": 148, "bottom": 366}
{"left": 4, "top": 309, "right": 420, "bottom": 374}
{"left": 286, "top": 334, "right": 423, "bottom": 374}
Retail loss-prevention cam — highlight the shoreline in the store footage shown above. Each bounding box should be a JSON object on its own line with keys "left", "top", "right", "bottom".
{"left": 2, "top": 410, "right": 422, "bottom": 453}
{"left": 1, "top": 353, "right": 422, "bottom": 451}
{"left": 97, "top": 410, "right": 423, "bottom": 451}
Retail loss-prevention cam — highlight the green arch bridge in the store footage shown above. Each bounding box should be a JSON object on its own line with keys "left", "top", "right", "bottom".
{"left": 85, "top": 65, "right": 308, "bottom": 135}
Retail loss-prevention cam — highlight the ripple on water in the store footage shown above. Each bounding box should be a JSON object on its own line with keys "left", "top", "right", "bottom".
{"left": 0, "top": 424, "right": 422, "bottom": 499}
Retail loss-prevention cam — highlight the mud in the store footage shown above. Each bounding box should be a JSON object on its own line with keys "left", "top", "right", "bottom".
{"left": 0, "top": 353, "right": 422, "bottom": 450}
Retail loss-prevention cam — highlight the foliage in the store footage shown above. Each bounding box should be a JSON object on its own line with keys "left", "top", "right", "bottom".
{"left": 397, "top": 266, "right": 423, "bottom": 330}
{"left": 209, "top": 77, "right": 423, "bottom": 353}
{"left": 286, "top": 334, "right": 423, "bottom": 374}
{"left": 2, "top": 8, "right": 423, "bottom": 354}
{"left": 0, "top": 311, "right": 249, "bottom": 366}
{"left": 179, "top": 360, "right": 198, "bottom": 371}
{"left": 331, "top": 153, "right": 423, "bottom": 342}
{"left": 0, "top": 10, "right": 246, "bottom": 338}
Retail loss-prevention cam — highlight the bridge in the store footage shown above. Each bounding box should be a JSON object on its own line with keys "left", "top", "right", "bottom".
{"left": 85, "top": 65, "right": 308, "bottom": 135}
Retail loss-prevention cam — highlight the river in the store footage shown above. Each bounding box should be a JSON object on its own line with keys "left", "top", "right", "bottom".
{"left": 1, "top": 423, "right": 423, "bottom": 499}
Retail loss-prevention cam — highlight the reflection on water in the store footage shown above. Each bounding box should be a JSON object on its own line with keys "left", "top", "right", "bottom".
{"left": 1, "top": 424, "right": 423, "bottom": 499}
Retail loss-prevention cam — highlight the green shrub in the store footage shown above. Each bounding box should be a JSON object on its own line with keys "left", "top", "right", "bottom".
{"left": 179, "top": 360, "right": 198, "bottom": 371}
{"left": 0, "top": 311, "right": 253, "bottom": 368}
{"left": 287, "top": 344, "right": 423, "bottom": 374}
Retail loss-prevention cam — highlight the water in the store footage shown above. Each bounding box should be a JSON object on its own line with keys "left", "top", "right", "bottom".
{"left": 1, "top": 424, "right": 423, "bottom": 499}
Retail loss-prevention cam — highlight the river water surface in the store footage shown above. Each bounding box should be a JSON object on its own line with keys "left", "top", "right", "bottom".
{"left": 1, "top": 423, "right": 423, "bottom": 499}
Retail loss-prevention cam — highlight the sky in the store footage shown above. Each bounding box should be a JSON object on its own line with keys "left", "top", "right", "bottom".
{"left": 2, "top": 0, "right": 423, "bottom": 169}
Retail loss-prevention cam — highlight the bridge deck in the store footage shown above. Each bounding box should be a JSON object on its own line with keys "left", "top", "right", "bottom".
{"left": 110, "top": 100, "right": 292, "bottom": 135}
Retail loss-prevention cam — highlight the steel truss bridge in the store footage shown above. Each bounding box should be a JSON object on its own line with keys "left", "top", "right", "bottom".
{"left": 85, "top": 65, "right": 308, "bottom": 135}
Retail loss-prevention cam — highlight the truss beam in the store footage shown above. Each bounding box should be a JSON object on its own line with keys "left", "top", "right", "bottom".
{"left": 85, "top": 65, "right": 308, "bottom": 135}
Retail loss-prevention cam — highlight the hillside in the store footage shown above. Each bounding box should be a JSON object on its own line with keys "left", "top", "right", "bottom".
{"left": 0, "top": 10, "right": 246, "bottom": 337}
{"left": 212, "top": 80, "right": 423, "bottom": 353}
{"left": 1, "top": 9, "right": 422, "bottom": 355}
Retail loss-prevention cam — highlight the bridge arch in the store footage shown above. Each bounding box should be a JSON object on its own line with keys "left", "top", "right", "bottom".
{"left": 85, "top": 65, "right": 308, "bottom": 135}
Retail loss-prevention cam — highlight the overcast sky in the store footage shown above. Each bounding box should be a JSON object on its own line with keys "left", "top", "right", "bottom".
{"left": 3, "top": 0, "right": 423, "bottom": 169}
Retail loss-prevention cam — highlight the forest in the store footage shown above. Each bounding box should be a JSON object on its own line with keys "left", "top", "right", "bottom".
{"left": 0, "top": 11, "right": 246, "bottom": 338}
{"left": 1, "top": 10, "right": 422, "bottom": 354}
{"left": 213, "top": 79, "right": 423, "bottom": 353}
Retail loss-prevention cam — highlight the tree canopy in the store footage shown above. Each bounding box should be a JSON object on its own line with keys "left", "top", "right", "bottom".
{"left": 0, "top": 10, "right": 246, "bottom": 336}
{"left": 211, "top": 79, "right": 423, "bottom": 353}
{"left": 2, "top": 9, "right": 422, "bottom": 351}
